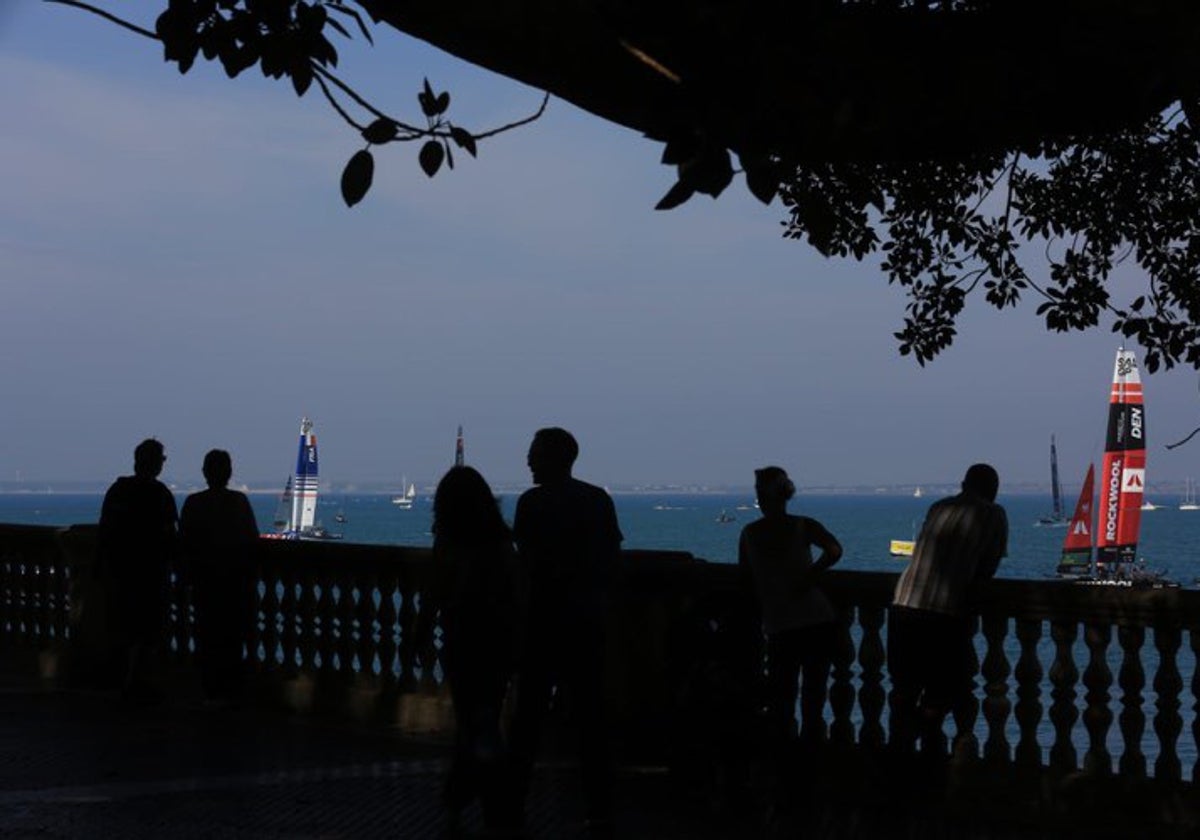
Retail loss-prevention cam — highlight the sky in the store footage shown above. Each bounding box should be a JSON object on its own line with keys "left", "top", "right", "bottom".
{"left": 3, "top": 3, "right": 1200, "bottom": 493}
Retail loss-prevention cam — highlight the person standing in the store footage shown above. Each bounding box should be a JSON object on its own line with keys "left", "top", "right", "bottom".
{"left": 98, "top": 438, "right": 178, "bottom": 702}
{"left": 419, "top": 465, "right": 519, "bottom": 833}
{"left": 888, "top": 463, "right": 1008, "bottom": 754}
{"left": 738, "top": 466, "right": 843, "bottom": 749}
{"left": 179, "top": 449, "right": 260, "bottom": 705}
{"left": 507, "top": 427, "right": 623, "bottom": 835}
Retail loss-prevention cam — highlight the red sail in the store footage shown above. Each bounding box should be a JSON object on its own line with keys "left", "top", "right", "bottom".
{"left": 1056, "top": 464, "right": 1095, "bottom": 577}
{"left": 1095, "top": 349, "right": 1145, "bottom": 569}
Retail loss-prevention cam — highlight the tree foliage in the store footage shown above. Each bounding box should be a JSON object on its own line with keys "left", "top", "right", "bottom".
{"left": 48, "top": 0, "right": 1200, "bottom": 370}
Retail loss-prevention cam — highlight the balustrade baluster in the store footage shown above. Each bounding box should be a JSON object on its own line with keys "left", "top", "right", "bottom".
{"left": 1191, "top": 629, "right": 1200, "bottom": 783}
{"left": 1013, "top": 618, "right": 1043, "bottom": 769}
{"left": 315, "top": 570, "right": 338, "bottom": 674}
{"left": 1116, "top": 624, "right": 1146, "bottom": 778}
{"left": 1048, "top": 620, "right": 1079, "bottom": 772}
{"left": 981, "top": 613, "right": 1012, "bottom": 765}
{"left": 259, "top": 568, "right": 282, "bottom": 672}
{"left": 0, "top": 555, "right": 12, "bottom": 636}
{"left": 828, "top": 607, "right": 856, "bottom": 745}
{"left": 15, "top": 560, "right": 32, "bottom": 646}
{"left": 335, "top": 573, "right": 357, "bottom": 680}
{"left": 857, "top": 605, "right": 886, "bottom": 749}
{"left": 396, "top": 574, "right": 419, "bottom": 694}
{"left": 377, "top": 570, "right": 399, "bottom": 692}
{"left": 1153, "top": 626, "right": 1183, "bottom": 781}
{"left": 1082, "top": 622, "right": 1113, "bottom": 775}
{"left": 949, "top": 615, "right": 981, "bottom": 759}
{"left": 355, "top": 568, "right": 379, "bottom": 684}
{"left": 49, "top": 559, "right": 69, "bottom": 643}
{"left": 291, "top": 568, "right": 313, "bottom": 675}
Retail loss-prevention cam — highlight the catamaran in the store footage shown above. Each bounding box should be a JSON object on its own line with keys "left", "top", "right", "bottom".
{"left": 263, "top": 417, "right": 342, "bottom": 541}
{"left": 1054, "top": 349, "right": 1171, "bottom": 586}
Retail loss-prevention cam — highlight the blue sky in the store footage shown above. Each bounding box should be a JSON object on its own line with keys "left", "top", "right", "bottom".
{"left": 3, "top": 3, "right": 1200, "bottom": 492}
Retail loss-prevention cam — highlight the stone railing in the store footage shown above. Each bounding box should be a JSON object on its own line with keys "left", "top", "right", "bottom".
{"left": 2, "top": 523, "right": 1199, "bottom": 835}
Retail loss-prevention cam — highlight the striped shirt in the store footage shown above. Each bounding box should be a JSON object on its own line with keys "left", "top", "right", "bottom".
{"left": 892, "top": 492, "right": 1008, "bottom": 616}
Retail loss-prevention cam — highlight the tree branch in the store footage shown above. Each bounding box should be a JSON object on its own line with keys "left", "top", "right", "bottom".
{"left": 43, "top": 0, "right": 157, "bottom": 40}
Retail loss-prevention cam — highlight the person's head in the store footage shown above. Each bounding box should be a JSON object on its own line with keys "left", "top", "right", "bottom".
{"left": 202, "top": 449, "right": 233, "bottom": 489}
{"left": 133, "top": 438, "right": 166, "bottom": 479}
{"left": 754, "top": 465, "right": 795, "bottom": 515}
{"left": 432, "top": 466, "right": 509, "bottom": 543}
{"left": 527, "top": 427, "right": 578, "bottom": 485}
{"left": 962, "top": 463, "right": 1000, "bottom": 502}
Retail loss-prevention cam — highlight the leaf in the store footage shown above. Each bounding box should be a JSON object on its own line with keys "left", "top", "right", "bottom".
{"left": 340, "top": 149, "right": 374, "bottom": 207}
{"left": 655, "top": 179, "right": 695, "bottom": 211}
{"left": 444, "top": 141, "right": 454, "bottom": 171}
{"left": 418, "top": 140, "right": 444, "bottom": 177}
{"left": 418, "top": 78, "right": 437, "bottom": 117}
{"left": 434, "top": 92, "right": 450, "bottom": 115}
{"left": 449, "top": 126, "right": 477, "bottom": 157}
{"left": 362, "top": 118, "right": 398, "bottom": 145}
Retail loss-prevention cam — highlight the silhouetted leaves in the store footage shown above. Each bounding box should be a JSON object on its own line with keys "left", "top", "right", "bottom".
{"left": 341, "top": 149, "right": 374, "bottom": 207}
{"left": 418, "top": 78, "right": 449, "bottom": 118}
{"left": 656, "top": 180, "right": 695, "bottom": 211}
{"left": 362, "top": 118, "right": 398, "bottom": 145}
{"left": 418, "top": 140, "right": 444, "bottom": 177}
{"left": 449, "top": 126, "right": 477, "bottom": 157}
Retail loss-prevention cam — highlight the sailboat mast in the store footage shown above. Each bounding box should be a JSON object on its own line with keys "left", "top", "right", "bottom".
{"left": 1095, "top": 350, "right": 1146, "bottom": 569}
{"left": 1049, "top": 434, "right": 1063, "bottom": 520}
{"left": 455, "top": 425, "right": 464, "bottom": 467}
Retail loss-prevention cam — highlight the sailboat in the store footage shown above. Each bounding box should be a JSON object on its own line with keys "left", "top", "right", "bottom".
{"left": 262, "top": 417, "right": 342, "bottom": 541}
{"left": 392, "top": 477, "right": 417, "bottom": 509}
{"left": 1180, "top": 479, "right": 1199, "bottom": 510}
{"left": 1055, "top": 349, "right": 1171, "bottom": 586}
{"left": 1037, "top": 435, "right": 1068, "bottom": 526}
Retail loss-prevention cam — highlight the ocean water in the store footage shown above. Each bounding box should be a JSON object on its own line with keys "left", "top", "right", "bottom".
{"left": 6, "top": 490, "right": 1197, "bottom": 581}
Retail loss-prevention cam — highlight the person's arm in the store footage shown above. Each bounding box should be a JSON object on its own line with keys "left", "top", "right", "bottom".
{"left": 807, "top": 518, "right": 843, "bottom": 573}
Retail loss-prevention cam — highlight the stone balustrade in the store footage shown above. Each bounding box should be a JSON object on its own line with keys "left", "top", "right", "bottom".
{"left": 2, "top": 523, "right": 1199, "bottom": 835}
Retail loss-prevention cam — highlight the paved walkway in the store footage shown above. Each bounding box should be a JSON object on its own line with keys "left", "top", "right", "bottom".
{"left": 0, "top": 678, "right": 761, "bottom": 839}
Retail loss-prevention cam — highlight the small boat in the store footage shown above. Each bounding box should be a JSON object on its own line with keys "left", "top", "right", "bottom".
{"left": 889, "top": 539, "right": 914, "bottom": 558}
{"left": 1180, "top": 479, "right": 1199, "bottom": 510}
{"left": 333, "top": 509, "right": 347, "bottom": 524}
{"left": 1036, "top": 434, "right": 1068, "bottom": 526}
{"left": 715, "top": 509, "right": 736, "bottom": 524}
{"left": 1141, "top": 500, "right": 1159, "bottom": 511}
{"left": 262, "top": 417, "right": 343, "bottom": 541}
{"left": 912, "top": 486, "right": 923, "bottom": 499}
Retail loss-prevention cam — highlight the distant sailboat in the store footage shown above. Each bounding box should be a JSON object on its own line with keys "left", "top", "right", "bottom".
{"left": 1037, "top": 435, "right": 1068, "bottom": 526}
{"left": 392, "top": 476, "right": 417, "bottom": 509}
{"left": 912, "top": 486, "right": 923, "bottom": 499}
{"left": 1180, "top": 479, "right": 1199, "bottom": 510}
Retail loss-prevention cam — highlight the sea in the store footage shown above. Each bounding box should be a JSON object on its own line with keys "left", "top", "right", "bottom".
{"left": 5, "top": 490, "right": 1198, "bottom": 581}
{"left": 3, "top": 490, "right": 1199, "bottom": 774}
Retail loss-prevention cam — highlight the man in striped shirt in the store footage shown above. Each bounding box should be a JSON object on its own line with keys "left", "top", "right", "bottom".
{"left": 888, "top": 463, "right": 1008, "bottom": 754}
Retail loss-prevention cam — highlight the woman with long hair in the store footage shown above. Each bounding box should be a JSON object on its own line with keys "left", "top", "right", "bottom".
{"left": 424, "top": 465, "right": 520, "bottom": 832}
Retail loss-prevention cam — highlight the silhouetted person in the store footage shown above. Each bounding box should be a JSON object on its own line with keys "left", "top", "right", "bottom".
{"left": 418, "top": 466, "right": 519, "bottom": 833}
{"left": 97, "top": 438, "right": 177, "bottom": 702}
{"left": 507, "top": 428, "right": 623, "bottom": 835}
{"left": 739, "top": 467, "right": 843, "bottom": 752}
{"left": 179, "top": 449, "right": 259, "bottom": 705}
{"left": 888, "top": 463, "right": 1008, "bottom": 754}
